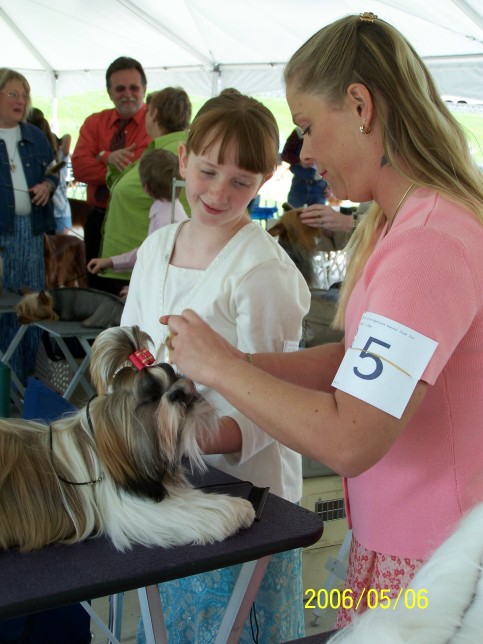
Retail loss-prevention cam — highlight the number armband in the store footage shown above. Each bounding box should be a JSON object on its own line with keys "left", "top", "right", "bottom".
{"left": 332, "top": 312, "right": 438, "bottom": 418}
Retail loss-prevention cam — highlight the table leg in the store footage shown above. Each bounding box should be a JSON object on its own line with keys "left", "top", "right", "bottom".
{"left": 138, "top": 586, "right": 168, "bottom": 644}
{"left": 80, "top": 601, "right": 121, "bottom": 644}
{"left": 0, "top": 325, "right": 29, "bottom": 411}
{"left": 108, "top": 592, "right": 124, "bottom": 641}
{"left": 214, "top": 556, "right": 271, "bottom": 644}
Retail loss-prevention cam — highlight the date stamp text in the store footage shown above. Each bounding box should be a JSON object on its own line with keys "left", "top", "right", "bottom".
{"left": 304, "top": 588, "right": 429, "bottom": 611}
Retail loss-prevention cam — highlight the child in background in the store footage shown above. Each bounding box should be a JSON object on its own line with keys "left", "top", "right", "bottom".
{"left": 121, "top": 92, "right": 311, "bottom": 643}
{"left": 28, "top": 107, "right": 72, "bottom": 233}
{"left": 87, "top": 148, "right": 187, "bottom": 281}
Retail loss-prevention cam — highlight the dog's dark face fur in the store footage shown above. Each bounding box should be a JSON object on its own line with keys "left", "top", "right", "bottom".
{"left": 0, "top": 326, "right": 256, "bottom": 553}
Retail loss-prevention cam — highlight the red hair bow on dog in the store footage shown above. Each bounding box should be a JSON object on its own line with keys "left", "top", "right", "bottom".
{"left": 129, "top": 349, "right": 155, "bottom": 370}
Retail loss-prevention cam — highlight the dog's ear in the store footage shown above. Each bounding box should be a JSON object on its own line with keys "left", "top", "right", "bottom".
{"left": 92, "top": 394, "right": 173, "bottom": 502}
{"left": 38, "top": 291, "right": 51, "bottom": 305}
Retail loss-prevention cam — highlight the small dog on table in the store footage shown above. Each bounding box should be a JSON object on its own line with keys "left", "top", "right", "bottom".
{"left": 0, "top": 325, "right": 255, "bottom": 552}
{"left": 15, "top": 287, "right": 125, "bottom": 328}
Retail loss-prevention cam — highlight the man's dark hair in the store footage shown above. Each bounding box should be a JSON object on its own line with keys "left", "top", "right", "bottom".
{"left": 106, "top": 57, "right": 147, "bottom": 89}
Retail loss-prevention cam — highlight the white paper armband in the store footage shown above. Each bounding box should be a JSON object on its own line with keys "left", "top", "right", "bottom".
{"left": 332, "top": 312, "right": 438, "bottom": 418}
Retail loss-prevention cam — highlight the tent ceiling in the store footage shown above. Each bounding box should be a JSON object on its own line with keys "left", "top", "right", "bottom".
{"left": 1, "top": 0, "right": 483, "bottom": 99}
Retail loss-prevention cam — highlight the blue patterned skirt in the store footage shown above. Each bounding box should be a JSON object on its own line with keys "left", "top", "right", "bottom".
{"left": 0, "top": 216, "right": 44, "bottom": 385}
{"left": 137, "top": 548, "right": 305, "bottom": 643}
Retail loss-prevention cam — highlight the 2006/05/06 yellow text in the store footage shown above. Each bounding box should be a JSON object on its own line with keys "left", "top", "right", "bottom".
{"left": 304, "top": 588, "right": 429, "bottom": 611}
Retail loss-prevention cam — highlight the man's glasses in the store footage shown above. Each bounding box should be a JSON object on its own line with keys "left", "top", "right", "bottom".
{"left": 0, "top": 90, "right": 29, "bottom": 100}
{"left": 111, "top": 84, "right": 143, "bottom": 94}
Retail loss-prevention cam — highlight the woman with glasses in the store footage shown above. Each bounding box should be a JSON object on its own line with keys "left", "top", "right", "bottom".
{"left": 0, "top": 68, "right": 58, "bottom": 383}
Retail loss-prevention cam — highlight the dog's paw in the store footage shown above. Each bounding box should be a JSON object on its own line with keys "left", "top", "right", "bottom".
{"left": 228, "top": 496, "right": 256, "bottom": 528}
{"left": 211, "top": 495, "right": 255, "bottom": 537}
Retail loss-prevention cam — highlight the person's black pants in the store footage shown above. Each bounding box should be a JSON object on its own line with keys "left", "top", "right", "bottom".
{"left": 83, "top": 207, "right": 127, "bottom": 295}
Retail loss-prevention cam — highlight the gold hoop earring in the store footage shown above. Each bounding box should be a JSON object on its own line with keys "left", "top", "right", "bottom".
{"left": 360, "top": 124, "right": 371, "bottom": 135}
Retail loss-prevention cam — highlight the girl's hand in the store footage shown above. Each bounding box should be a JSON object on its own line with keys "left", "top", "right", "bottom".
{"left": 160, "top": 309, "right": 242, "bottom": 385}
{"left": 87, "top": 257, "right": 113, "bottom": 274}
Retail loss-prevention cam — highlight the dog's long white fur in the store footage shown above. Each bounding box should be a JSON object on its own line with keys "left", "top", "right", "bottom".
{"left": 327, "top": 503, "right": 483, "bottom": 643}
{"left": 0, "top": 326, "right": 255, "bottom": 552}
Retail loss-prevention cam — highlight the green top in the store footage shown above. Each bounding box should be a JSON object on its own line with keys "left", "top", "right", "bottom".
{"left": 100, "top": 131, "right": 189, "bottom": 281}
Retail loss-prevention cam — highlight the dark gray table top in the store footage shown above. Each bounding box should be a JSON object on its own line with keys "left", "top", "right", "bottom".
{"left": 0, "top": 467, "right": 323, "bottom": 619}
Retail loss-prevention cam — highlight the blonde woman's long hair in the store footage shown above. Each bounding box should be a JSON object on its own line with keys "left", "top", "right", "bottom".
{"left": 284, "top": 15, "right": 483, "bottom": 329}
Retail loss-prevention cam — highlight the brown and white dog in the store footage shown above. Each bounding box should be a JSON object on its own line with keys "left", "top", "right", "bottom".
{"left": 268, "top": 209, "right": 322, "bottom": 287}
{"left": 0, "top": 325, "right": 255, "bottom": 552}
{"left": 269, "top": 209, "right": 344, "bottom": 346}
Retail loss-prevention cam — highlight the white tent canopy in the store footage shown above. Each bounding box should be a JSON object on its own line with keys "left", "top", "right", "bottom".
{"left": 2, "top": 0, "right": 483, "bottom": 100}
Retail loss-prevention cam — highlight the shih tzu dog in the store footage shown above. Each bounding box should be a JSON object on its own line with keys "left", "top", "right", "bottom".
{"left": 15, "top": 287, "right": 125, "bottom": 328}
{"left": 0, "top": 326, "right": 255, "bottom": 552}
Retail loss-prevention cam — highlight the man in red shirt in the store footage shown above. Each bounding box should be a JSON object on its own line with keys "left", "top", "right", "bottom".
{"left": 72, "top": 56, "right": 151, "bottom": 285}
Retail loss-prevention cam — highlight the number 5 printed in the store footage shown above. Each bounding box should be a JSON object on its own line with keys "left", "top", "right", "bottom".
{"left": 332, "top": 312, "right": 438, "bottom": 418}
{"left": 353, "top": 336, "right": 391, "bottom": 381}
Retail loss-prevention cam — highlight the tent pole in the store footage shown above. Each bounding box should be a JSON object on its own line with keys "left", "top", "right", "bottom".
{"left": 211, "top": 64, "right": 221, "bottom": 96}
{"left": 51, "top": 73, "right": 59, "bottom": 133}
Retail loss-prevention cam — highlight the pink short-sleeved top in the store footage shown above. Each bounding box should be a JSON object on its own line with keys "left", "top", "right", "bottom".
{"left": 343, "top": 188, "right": 483, "bottom": 561}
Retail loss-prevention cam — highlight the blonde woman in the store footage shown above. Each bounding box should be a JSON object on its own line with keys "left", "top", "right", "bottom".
{"left": 0, "top": 68, "right": 58, "bottom": 382}
{"left": 163, "top": 13, "right": 483, "bottom": 627}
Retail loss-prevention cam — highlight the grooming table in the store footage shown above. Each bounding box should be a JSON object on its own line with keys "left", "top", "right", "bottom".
{"left": 1, "top": 320, "right": 104, "bottom": 410}
{"left": 0, "top": 466, "right": 323, "bottom": 643}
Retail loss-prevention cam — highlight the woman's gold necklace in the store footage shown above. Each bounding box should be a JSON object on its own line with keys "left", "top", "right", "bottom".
{"left": 5, "top": 127, "right": 19, "bottom": 172}
{"left": 387, "top": 183, "right": 415, "bottom": 232}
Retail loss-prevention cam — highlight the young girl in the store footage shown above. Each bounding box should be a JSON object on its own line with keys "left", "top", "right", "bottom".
{"left": 121, "top": 92, "right": 311, "bottom": 643}
{"left": 86, "top": 148, "right": 187, "bottom": 281}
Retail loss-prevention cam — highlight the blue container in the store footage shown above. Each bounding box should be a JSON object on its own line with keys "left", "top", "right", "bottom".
{"left": 22, "top": 377, "right": 76, "bottom": 422}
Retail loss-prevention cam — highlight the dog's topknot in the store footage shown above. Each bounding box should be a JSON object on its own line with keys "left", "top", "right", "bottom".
{"left": 89, "top": 325, "right": 153, "bottom": 395}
